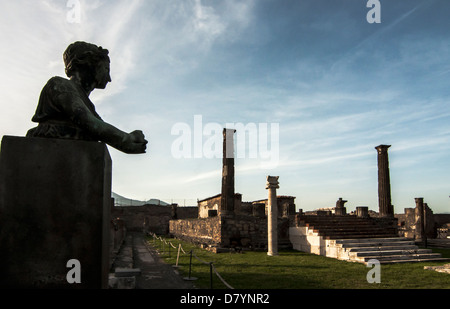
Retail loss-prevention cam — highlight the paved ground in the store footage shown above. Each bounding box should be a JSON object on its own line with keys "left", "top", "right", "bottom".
{"left": 110, "top": 232, "right": 195, "bottom": 289}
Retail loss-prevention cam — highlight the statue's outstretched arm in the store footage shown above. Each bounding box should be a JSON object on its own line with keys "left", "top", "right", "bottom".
{"left": 58, "top": 92, "right": 147, "bottom": 154}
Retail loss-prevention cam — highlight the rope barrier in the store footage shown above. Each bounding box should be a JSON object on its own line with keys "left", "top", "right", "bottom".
{"left": 148, "top": 232, "right": 234, "bottom": 289}
{"left": 211, "top": 264, "right": 234, "bottom": 289}
{"left": 192, "top": 250, "right": 210, "bottom": 265}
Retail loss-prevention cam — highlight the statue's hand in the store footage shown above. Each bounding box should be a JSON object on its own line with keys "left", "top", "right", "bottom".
{"left": 123, "top": 130, "right": 148, "bottom": 154}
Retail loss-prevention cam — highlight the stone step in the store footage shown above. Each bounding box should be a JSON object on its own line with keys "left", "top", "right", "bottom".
{"left": 358, "top": 253, "right": 447, "bottom": 263}
{"left": 324, "top": 234, "right": 397, "bottom": 240}
{"left": 339, "top": 240, "right": 415, "bottom": 248}
{"left": 350, "top": 248, "right": 433, "bottom": 258}
{"left": 306, "top": 225, "right": 380, "bottom": 230}
{"left": 302, "top": 217, "right": 374, "bottom": 221}
{"left": 332, "top": 237, "right": 450, "bottom": 264}
{"left": 335, "top": 237, "right": 410, "bottom": 244}
{"left": 348, "top": 245, "right": 418, "bottom": 252}
{"left": 303, "top": 215, "right": 373, "bottom": 218}
{"left": 378, "top": 258, "right": 450, "bottom": 264}
{"left": 320, "top": 231, "right": 396, "bottom": 237}
{"left": 300, "top": 216, "right": 375, "bottom": 221}
{"left": 321, "top": 233, "right": 397, "bottom": 239}
{"left": 299, "top": 215, "right": 398, "bottom": 240}
{"left": 300, "top": 220, "right": 376, "bottom": 225}
{"left": 313, "top": 227, "right": 395, "bottom": 233}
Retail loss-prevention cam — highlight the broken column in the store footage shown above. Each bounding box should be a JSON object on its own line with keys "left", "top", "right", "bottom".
{"left": 266, "top": 176, "right": 279, "bottom": 256}
{"left": 414, "top": 198, "right": 426, "bottom": 245}
{"left": 375, "top": 145, "right": 394, "bottom": 217}
{"left": 335, "top": 198, "right": 347, "bottom": 216}
{"left": 356, "top": 206, "right": 369, "bottom": 218}
{"left": 221, "top": 128, "right": 236, "bottom": 216}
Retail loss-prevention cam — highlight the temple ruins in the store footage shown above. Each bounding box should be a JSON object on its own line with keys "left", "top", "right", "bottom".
{"left": 169, "top": 129, "right": 294, "bottom": 252}
{"left": 167, "top": 137, "right": 449, "bottom": 264}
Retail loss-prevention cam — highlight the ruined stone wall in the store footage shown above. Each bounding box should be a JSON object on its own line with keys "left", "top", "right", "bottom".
{"left": 112, "top": 205, "right": 197, "bottom": 234}
{"left": 251, "top": 196, "right": 296, "bottom": 217}
{"left": 396, "top": 209, "right": 415, "bottom": 238}
{"left": 169, "top": 217, "right": 221, "bottom": 247}
{"left": 396, "top": 209, "right": 450, "bottom": 239}
{"left": 220, "top": 215, "right": 267, "bottom": 249}
{"left": 177, "top": 206, "right": 199, "bottom": 219}
{"left": 169, "top": 214, "right": 293, "bottom": 251}
{"left": 433, "top": 214, "right": 450, "bottom": 227}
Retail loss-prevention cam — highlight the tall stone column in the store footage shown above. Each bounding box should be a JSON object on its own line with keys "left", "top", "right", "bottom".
{"left": 266, "top": 176, "right": 279, "bottom": 256}
{"left": 221, "top": 128, "right": 236, "bottom": 216}
{"left": 375, "top": 145, "right": 393, "bottom": 217}
{"left": 414, "top": 197, "right": 426, "bottom": 245}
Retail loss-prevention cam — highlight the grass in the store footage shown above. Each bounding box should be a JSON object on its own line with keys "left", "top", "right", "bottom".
{"left": 148, "top": 236, "right": 450, "bottom": 289}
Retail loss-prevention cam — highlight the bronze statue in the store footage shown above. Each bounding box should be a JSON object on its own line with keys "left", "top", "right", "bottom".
{"left": 26, "top": 41, "right": 148, "bottom": 154}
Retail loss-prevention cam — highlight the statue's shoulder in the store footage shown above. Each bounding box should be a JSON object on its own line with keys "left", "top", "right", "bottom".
{"left": 44, "top": 76, "right": 78, "bottom": 95}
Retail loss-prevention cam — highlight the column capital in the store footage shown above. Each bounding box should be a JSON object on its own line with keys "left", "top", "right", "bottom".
{"left": 375, "top": 144, "right": 391, "bottom": 153}
{"left": 266, "top": 175, "right": 279, "bottom": 189}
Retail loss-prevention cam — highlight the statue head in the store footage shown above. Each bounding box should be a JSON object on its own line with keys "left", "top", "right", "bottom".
{"left": 63, "top": 41, "right": 111, "bottom": 90}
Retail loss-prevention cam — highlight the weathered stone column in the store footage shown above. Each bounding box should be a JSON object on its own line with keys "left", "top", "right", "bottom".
{"left": 221, "top": 128, "right": 236, "bottom": 216}
{"left": 375, "top": 145, "right": 394, "bottom": 217}
{"left": 356, "top": 206, "right": 369, "bottom": 218}
{"left": 266, "top": 176, "right": 279, "bottom": 256}
{"left": 414, "top": 197, "right": 426, "bottom": 244}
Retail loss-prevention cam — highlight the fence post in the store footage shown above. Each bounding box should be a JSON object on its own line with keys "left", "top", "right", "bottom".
{"left": 183, "top": 250, "right": 197, "bottom": 281}
{"left": 188, "top": 250, "right": 193, "bottom": 278}
{"left": 175, "top": 244, "right": 181, "bottom": 268}
{"left": 209, "top": 262, "right": 213, "bottom": 289}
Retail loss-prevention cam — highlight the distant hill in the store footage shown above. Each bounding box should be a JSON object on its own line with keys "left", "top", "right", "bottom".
{"left": 112, "top": 192, "right": 169, "bottom": 206}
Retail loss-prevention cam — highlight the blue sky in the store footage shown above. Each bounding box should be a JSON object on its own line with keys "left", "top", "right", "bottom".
{"left": 1, "top": 0, "right": 450, "bottom": 213}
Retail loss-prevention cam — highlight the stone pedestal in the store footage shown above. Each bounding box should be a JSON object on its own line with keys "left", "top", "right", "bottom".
{"left": 356, "top": 206, "right": 369, "bottom": 218}
{"left": 335, "top": 198, "right": 347, "bottom": 216}
{"left": 0, "top": 136, "right": 111, "bottom": 288}
{"left": 266, "top": 176, "right": 279, "bottom": 256}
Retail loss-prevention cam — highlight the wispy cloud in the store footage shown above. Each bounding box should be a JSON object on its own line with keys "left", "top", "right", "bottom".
{"left": 1, "top": 1, "right": 449, "bottom": 212}
{"left": 335, "top": 1, "right": 429, "bottom": 64}
{"left": 0, "top": 1, "right": 147, "bottom": 135}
